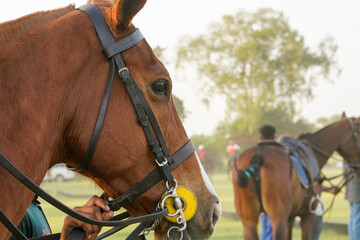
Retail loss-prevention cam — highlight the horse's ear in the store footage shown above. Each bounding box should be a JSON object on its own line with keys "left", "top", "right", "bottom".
{"left": 342, "top": 112, "right": 347, "bottom": 119}
{"left": 111, "top": 0, "right": 146, "bottom": 29}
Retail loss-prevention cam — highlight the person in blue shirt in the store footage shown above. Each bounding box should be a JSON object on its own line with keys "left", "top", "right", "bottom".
{"left": 9, "top": 197, "right": 51, "bottom": 239}
{"left": 258, "top": 125, "right": 276, "bottom": 240}
{"left": 344, "top": 162, "right": 360, "bottom": 240}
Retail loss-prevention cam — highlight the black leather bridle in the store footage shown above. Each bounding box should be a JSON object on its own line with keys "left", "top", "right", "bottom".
{"left": 0, "top": 4, "right": 195, "bottom": 240}
{"left": 338, "top": 118, "right": 360, "bottom": 169}
{"left": 303, "top": 118, "right": 360, "bottom": 167}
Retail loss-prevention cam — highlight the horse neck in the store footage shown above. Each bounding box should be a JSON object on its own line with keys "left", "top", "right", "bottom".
{"left": 307, "top": 120, "right": 349, "bottom": 168}
{"left": 0, "top": 10, "right": 104, "bottom": 185}
{"left": 0, "top": 10, "right": 114, "bottom": 233}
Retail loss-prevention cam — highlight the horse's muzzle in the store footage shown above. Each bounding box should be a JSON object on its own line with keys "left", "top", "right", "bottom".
{"left": 212, "top": 200, "right": 221, "bottom": 228}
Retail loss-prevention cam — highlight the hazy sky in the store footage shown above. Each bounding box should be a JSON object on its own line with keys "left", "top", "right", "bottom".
{"left": 1, "top": 0, "right": 359, "bottom": 136}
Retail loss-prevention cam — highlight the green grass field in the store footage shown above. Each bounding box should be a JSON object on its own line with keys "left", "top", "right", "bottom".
{"left": 40, "top": 167, "right": 350, "bottom": 239}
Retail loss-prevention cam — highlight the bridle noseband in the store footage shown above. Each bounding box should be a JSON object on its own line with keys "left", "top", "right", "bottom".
{"left": 0, "top": 4, "right": 196, "bottom": 240}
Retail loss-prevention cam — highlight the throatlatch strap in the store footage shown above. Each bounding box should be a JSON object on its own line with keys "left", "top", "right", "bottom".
{"left": 71, "top": 58, "right": 115, "bottom": 172}
{"left": 70, "top": 4, "right": 118, "bottom": 172}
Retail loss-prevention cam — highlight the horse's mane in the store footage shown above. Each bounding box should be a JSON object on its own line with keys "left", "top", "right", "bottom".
{"left": 296, "top": 122, "right": 338, "bottom": 142}
{"left": 312, "top": 121, "right": 339, "bottom": 137}
{"left": 0, "top": 5, "right": 75, "bottom": 44}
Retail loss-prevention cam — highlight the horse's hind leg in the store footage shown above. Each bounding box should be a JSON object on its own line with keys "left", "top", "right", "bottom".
{"left": 287, "top": 218, "right": 295, "bottom": 240}
{"left": 261, "top": 152, "right": 293, "bottom": 240}
{"left": 300, "top": 213, "right": 318, "bottom": 240}
{"left": 263, "top": 179, "right": 291, "bottom": 240}
{"left": 263, "top": 176, "right": 292, "bottom": 239}
{"left": 242, "top": 218, "right": 259, "bottom": 240}
{"left": 233, "top": 159, "right": 261, "bottom": 240}
{"left": 269, "top": 218, "right": 288, "bottom": 240}
{"left": 235, "top": 191, "right": 260, "bottom": 240}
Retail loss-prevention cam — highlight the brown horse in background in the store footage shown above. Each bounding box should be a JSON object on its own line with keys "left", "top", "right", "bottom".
{"left": 0, "top": 0, "right": 221, "bottom": 239}
{"left": 232, "top": 114, "right": 360, "bottom": 240}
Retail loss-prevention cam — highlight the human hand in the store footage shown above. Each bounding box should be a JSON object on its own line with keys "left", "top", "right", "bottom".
{"left": 324, "top": 186, "right": 341, "bottom": 195}
{"left": 60, "top": 195, "right": 114, "bottom": 240}
{"left": 331, "top": 186, "right": 341, "bottom": 195}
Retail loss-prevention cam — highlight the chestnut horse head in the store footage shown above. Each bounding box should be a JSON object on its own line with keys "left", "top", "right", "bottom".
{"left": 298, "top": 113, "right": 360, "bottom": 176}
{"left": 0, "top": 0, "right": 221, "bottom": 239}
{"left": 336, "top": 113, "right": 360, "bottom": 175}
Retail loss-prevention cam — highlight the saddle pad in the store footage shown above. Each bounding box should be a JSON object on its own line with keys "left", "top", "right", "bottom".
{"left": 278, "top": 135, "right": 298, "bottom": 152}
{"left": 298, "top": 143, "right": 320, "bottom": 177}
{"left": 278, "top": 135, "right": 320, "bottom": 182}
{"left": 290, "top": 155, "right": 309, "bottom": 188}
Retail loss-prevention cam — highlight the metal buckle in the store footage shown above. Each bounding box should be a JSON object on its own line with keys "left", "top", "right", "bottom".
{"left": 156, "top": 157, "right": 168, "bottom": 167}
{"left": 118, "top": 67, "right": 129, "bottom": 75}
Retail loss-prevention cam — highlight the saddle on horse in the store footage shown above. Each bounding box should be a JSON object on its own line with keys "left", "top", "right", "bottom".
{"left": 277, "top": 135, "right": 320, "bottom": 189}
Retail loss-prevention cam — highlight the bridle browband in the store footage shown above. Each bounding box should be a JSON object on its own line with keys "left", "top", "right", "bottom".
{"left": 0, "top": 4, "right": 195, "bottom": 240}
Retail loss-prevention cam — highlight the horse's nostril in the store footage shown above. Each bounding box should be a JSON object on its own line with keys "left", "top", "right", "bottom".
{"left": 212, "top": 201, "right": 222, "bottom": 226}
{"left": 212, "top": 211, "right": 219, "bottom": 225}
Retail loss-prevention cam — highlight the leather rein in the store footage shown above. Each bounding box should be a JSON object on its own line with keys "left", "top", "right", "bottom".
{"left": 0, "top": 4, "right": 195, "bottom": 240}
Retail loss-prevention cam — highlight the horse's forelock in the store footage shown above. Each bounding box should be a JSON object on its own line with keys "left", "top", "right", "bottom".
{"left": 0, "top": 5, "right": 75, "bottom": 44}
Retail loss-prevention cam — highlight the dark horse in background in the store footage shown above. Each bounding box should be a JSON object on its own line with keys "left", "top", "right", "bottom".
{"left": 232, "top": 114, "right": 360, "bottom": 240}
{"left": 0, "top": 0, "right": 221, "bottom": 239}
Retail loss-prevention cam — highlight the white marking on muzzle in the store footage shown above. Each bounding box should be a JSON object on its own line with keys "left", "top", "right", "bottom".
{"left": 195, "top": 152, "right": 219, "bottom": 200}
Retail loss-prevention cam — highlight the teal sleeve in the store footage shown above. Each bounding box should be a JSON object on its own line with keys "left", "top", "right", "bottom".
{"left": 9, "top": 200, "right": 51, "bottom": 239}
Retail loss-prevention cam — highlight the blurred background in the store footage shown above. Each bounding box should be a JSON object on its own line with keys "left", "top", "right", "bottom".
{"left": 2, "top": 0, "right": 359, "bottom": 239}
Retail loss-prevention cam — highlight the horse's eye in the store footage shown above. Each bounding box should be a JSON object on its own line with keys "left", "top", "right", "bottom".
{"left": 151, "top": 80, "right": 169, "bottom": 96}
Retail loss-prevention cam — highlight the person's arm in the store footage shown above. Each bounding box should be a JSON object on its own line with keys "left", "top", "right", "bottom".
{"left": 60, "top": 195, "right": 114, "bottom": 240}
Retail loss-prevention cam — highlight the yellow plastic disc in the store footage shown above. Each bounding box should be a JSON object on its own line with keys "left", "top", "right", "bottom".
{"left": 163, "top": 186, "right": 198, "bottom": 223}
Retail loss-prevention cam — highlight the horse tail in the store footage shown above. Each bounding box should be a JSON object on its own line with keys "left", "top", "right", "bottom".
{"left": 236, "top": 153, "right": 263, "bottom": 188}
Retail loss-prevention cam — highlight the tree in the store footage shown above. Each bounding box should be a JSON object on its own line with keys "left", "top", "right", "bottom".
{"left": 176, "top": 8, "right": 340, "bottom": 134}
{"left": 173, "top": 95, "right": 187, "bottom": 121}
{"left": 153, "top": 46, "right": 187, "bottom": 121}
{"left": 192, "top": 133, "right": 228, "bottom": 171}
{"left": 216, "top": 109, "right": 315, "bottom": 137}
{"left": 315, "top": 114, "right": 341, "bottom": 128}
